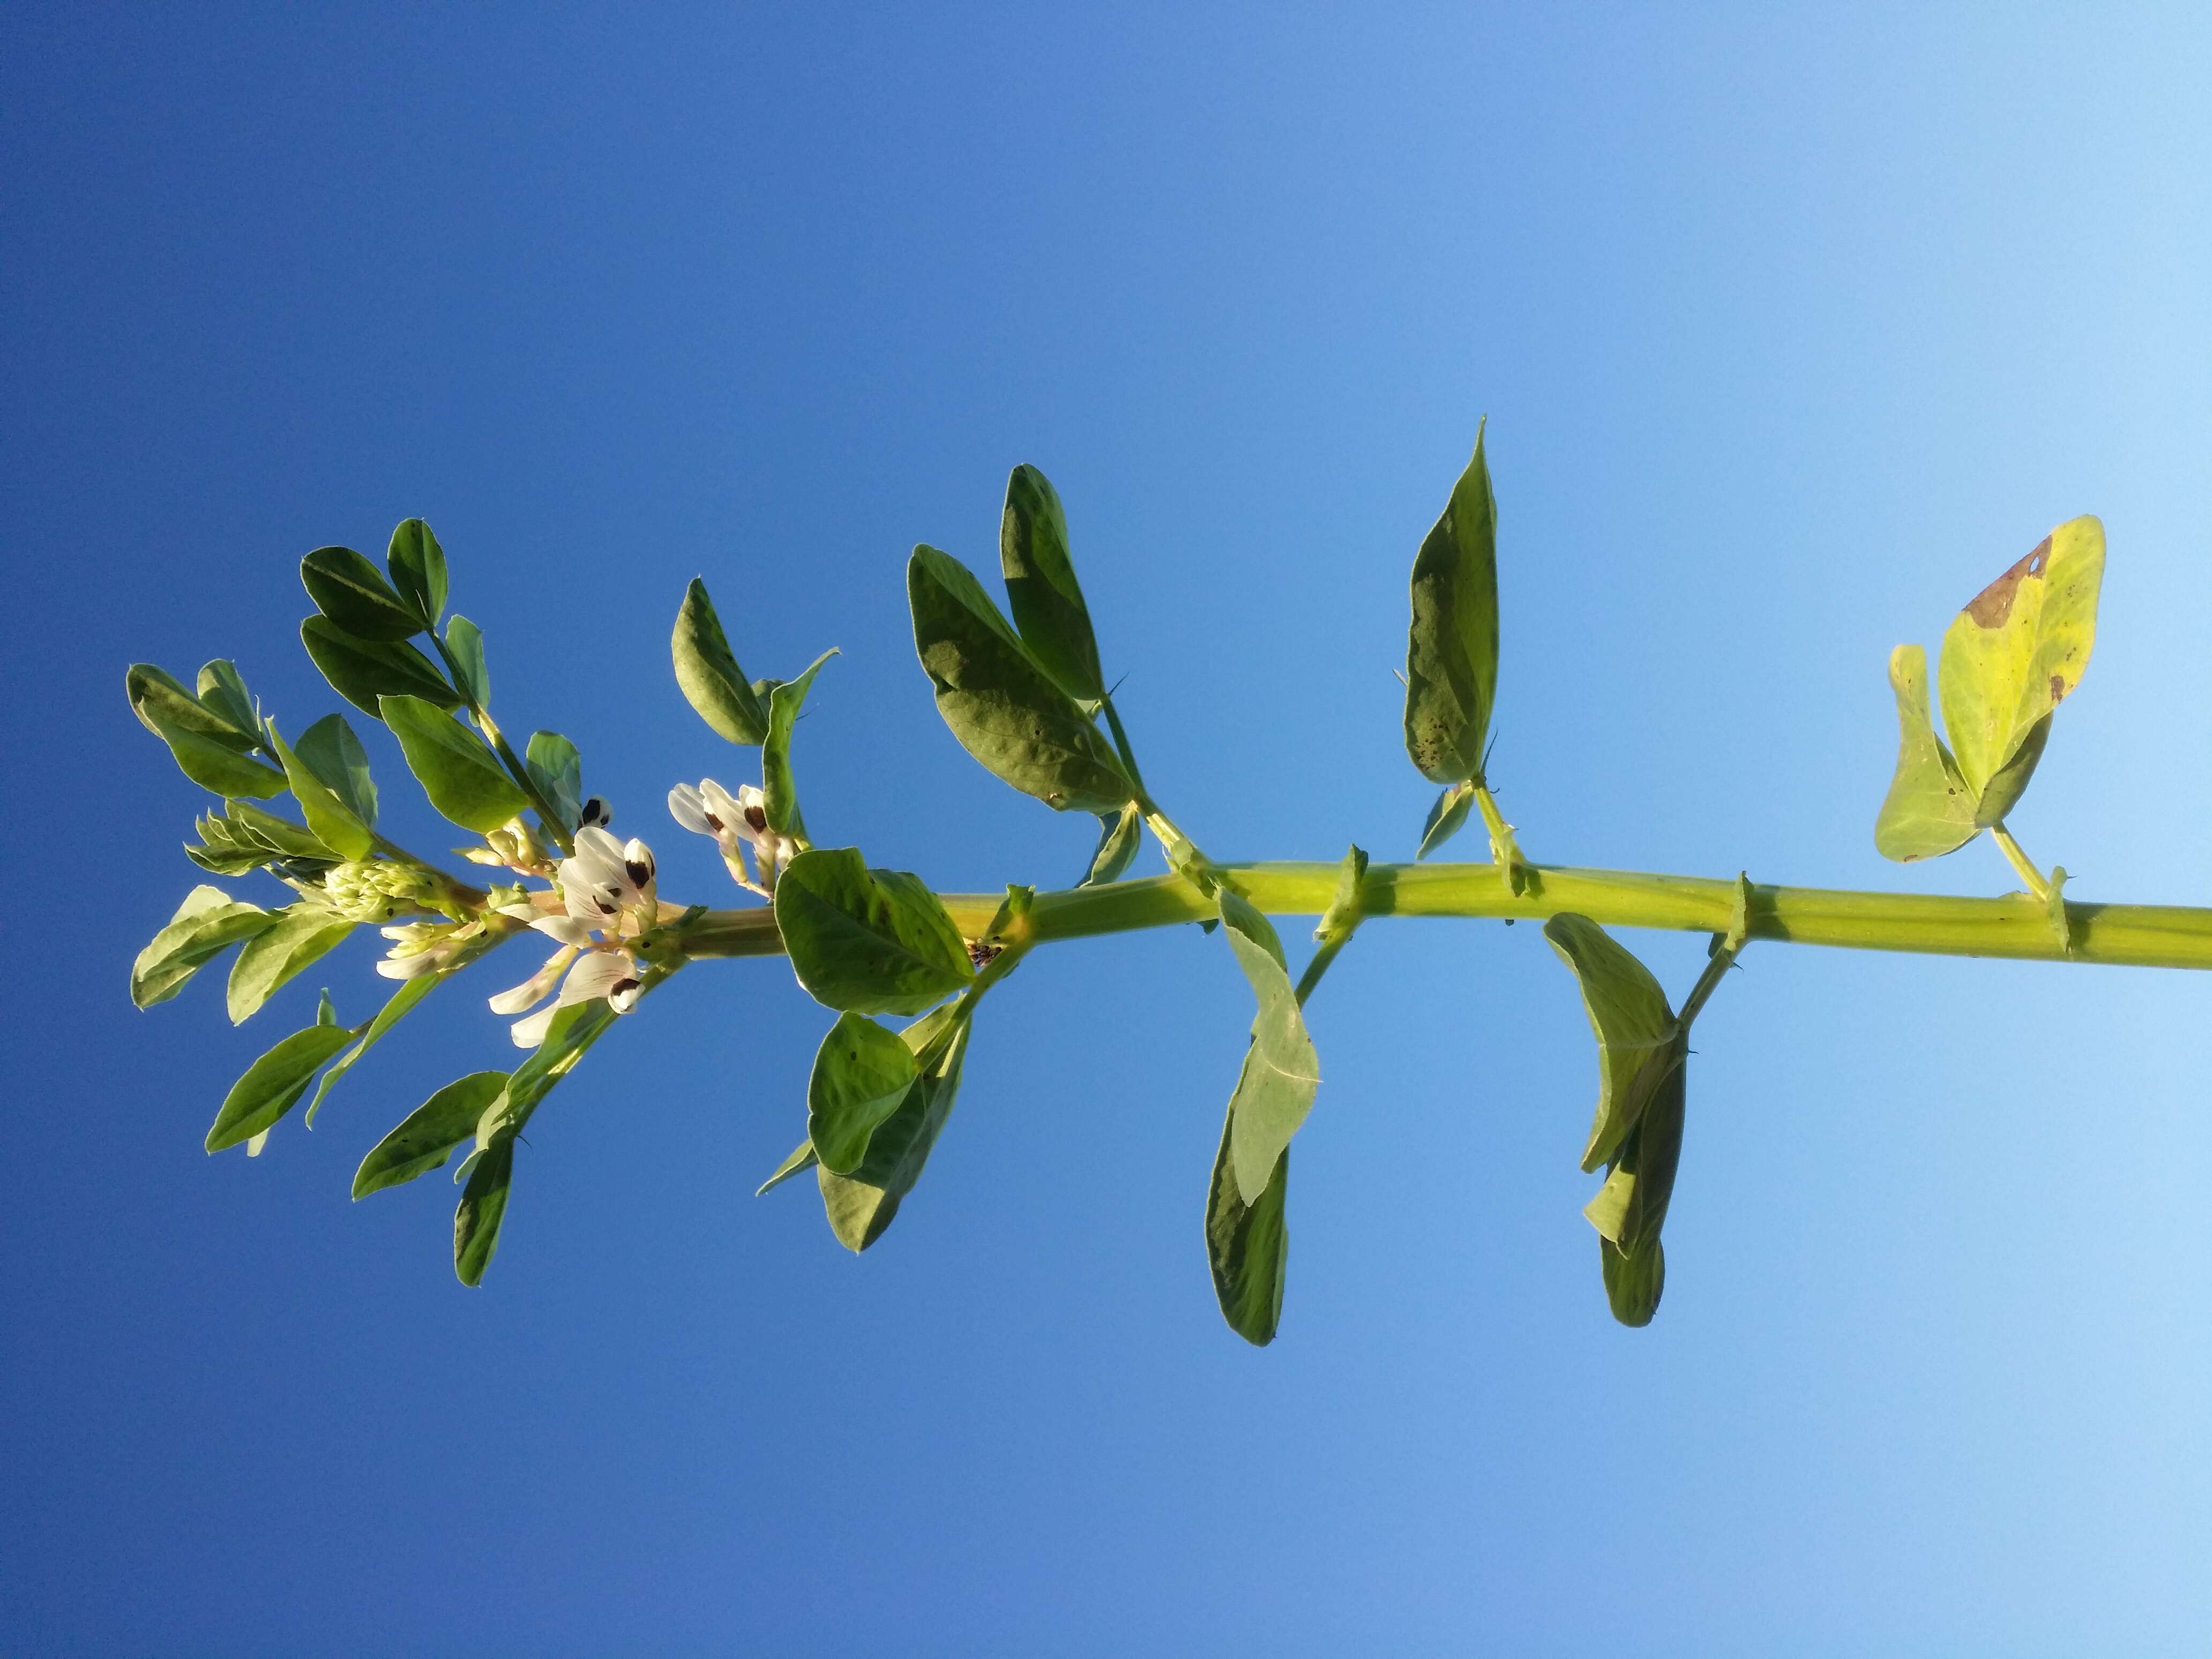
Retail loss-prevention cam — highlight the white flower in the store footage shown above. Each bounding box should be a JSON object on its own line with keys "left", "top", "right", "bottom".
{"left": 557, "top": 826, "right": 657, "bottom": 935}
{"left": 669, "top": 778, "right": 794, "bottom": 892}
{"left": 485, "top": 823, "right": 659, "bottom": 1047}
{"left": 504, "top": 946, "right": 641, "bottom": 1048}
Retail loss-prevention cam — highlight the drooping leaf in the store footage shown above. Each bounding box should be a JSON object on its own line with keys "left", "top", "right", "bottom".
{"left": 773, "top": 847, "right": 975, "bottom": 1017}
{"left": 195, "top": 660, "right": 257, "bottom": 734}
{"left": 1580, "top": 1032, "right": 1687, "bottom": 1255}
{"left": 300, "top": 616, "right": 459, "bottom": 716}
{"left": 1403, "top": 422, "right": 1500, "bottom": 786}
{"left": 762, "top": 649, "right": 837, "bottom": 838}
{"left": 1078, "top": 801, "right": 1143, "bottom": 887}
{"left": 1218, "top": 888, "right": 1321, "bottom": 1205}
{"left": 443, "top": 615, "right": 489, "bottom": 709}
{"left": 1601, "top": 1235, "right": 1665, "bottom": 1328}
{"left": 1935, "top": 515, "right": 2104, "bottom": 819}
{"left": 1416, "top": 779, "right": 1475, "bottom": 860}
{"left": 807, "top": 1012, "right": 922, "bottom": 1174}
{"left": 999, "top": 463, "right": 1105, "bottom": 703}
{"left": 226, "top": 906, "right": 356, "bottom": 1025}
{"left": 454, "top": 1138, "right": 515, "bottom": 1286}
{"left": 1542, "top": 913, "right": 1677, "bottom": 1172}
{"left": 524, "top": 730, "right": 584, "bottom": 836}
{"left": 205, "top": 1022, "right": 358, "bottom": 1152}
{"left": 907, "top": 545, "right": 1133, "bottom": 813}
{"left": 1206, "top": 1114, "right": 1289, "bottom": 1346}
{"left": 266, "top": 720, "right": 374, "bottom": 862}
{"left": 386, "top": 518, "right": 449, "bottom": 629}
{"left": 307, "top": 970, "right": 443, "bottom": 1125}
{"left": 756, "top": 1139, "right": 818, "bottom": 1197}
{"left": 671, "top": 577, "right": 769, "bottom": 744}
{"left": 126, "top": 664, "right": 287, "bottom": 798}
{"left": 131, "top": 886, "right": 279, "bottom": 1008}
{"left": 816, "top": 1003, "right": 970, "bottom": 1251}
{"left": 353, "top": 1071, "right": 509, "bottom": 1197}
{"left": 1874, "top": 644, "right": 1980, "bottom": 862}
{"left": 379, "top": 693, "right": 528, "bottom": 833}
{"left": 301, "top": 545, "right": 423, "bottom": 642}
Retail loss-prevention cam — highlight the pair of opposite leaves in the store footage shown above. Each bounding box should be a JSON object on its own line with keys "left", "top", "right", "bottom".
{"left": 1876, "top": 517, "right": 2105, "bottom": 862}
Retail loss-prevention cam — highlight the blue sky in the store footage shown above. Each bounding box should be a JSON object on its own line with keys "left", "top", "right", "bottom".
{"left": 7, "top": 4, "right": 2211, "bottom": 1651}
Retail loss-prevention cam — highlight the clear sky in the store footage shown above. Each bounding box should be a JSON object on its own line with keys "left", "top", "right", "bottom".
{"left": 8, "top": 4, "right": 2211, "bottom": 1652}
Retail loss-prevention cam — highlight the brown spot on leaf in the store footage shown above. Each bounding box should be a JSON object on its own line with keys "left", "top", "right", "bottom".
{"left": 1965, "top": 536, "right": 2052, "bottom": 628}
{"left": 2050, "top": 672, "right": 2067, "bottom": 702}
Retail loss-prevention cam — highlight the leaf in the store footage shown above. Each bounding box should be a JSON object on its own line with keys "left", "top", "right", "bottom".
{"left": 525, "top": 731, "right": 584, "bottom": 837}
{"left": 301, "top": 545, "right": 423, "bottom": 642}
{"left": 999, "top": 463, "right": 1105, "bottom": 703}
{"left": 220, "top": 801, "right": 337, "bottom": 865}
{"left": 1581, "top": 1034, "right": 1687, "bottom": 1257}
{"left": 816, "top": 1004, "right": 970, "bottom": 1251}
{"left": 1218, "top": 888, "right": 1322, "bottom": 1205}
{"left": 443, "top": 615, "right": 489, "bottom": 709}
{"left": 1078, "top": 801, "right": 1143, "bottom": 886}
{"left": 1416, "top": 780, "right": 1475, "bottom": 860}
{"left": 1206, "top": 1114, "right": 1289, "bottom": 1346}
{"left": 126, "top": 664, "right": 287, "bottom": 798}
{"left": 1403, "top": 421, "right": 1500, "bottom": 786}
{"left": 301, "top": 616, "right": 460, "bottom": 717}
{"left": 907, "top": 545, "right": 1133, "bottom": 813}
{"left": 454, "top": 1138, "right": 515, "bottom": 1286}
{"left": 307, "top": 971, "right": 442, "bottom": 1125}
{"left": 807, "top": 1012, "right": 923, "bottom": 1174}
{"left": 293, "top": 712, "right": 379, "bottom": 827}
{"left": 386, "top": 518, "right": 449, "bottom": 629}
{"left": 353, "top": 1071, "right": 509, "bottom": 1197}
{"left": 756, "top": 1139, "right": 818, "bottom": 1197}
{"left": 1874, "top": 644, "right": 1980, "bottom": 862}
{"left": 205, "top": 1023, "right": 358, "bottom": 1152}
{"left": 131, "top": 887, "right": 278, "bottom": 1008}
{"left": 1542, "top": 913, "right": 1678, "bottom": 1172}
{"left": 1935, "top": 515, "right": 2104, "bottom": 818}
{"left": 195, "top": 660, "right": 257, "bottom": 733}
{"left": 267, "top": 720, "right": 374, "bottom": 861}
{"left": 227, "top": 906, "right": 356, "bottom": 1025}
{"left": 379, "top": 693, "right": 528, "bottom": 833}
{"left": 761, "top": 649, "right": 837, "bottom": 838}
{"left": 671, "top": 577, "right": 769, "bottom": 744}
{"left": 773, "top": 847, "right": 975, "bottom": 1016}
{"left": 1601, "top": 1235, "right": 1665, "bottom": 1328}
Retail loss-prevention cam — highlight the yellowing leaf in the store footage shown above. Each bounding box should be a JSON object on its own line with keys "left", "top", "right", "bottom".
{"left": 1874, "top": 644, "right": 1980, "bottom": 862}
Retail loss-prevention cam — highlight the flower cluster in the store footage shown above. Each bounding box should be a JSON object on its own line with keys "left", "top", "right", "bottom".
{"left": 320, "top": 858, "right": 437, "bottom": 923}
{"left": 487, "top": 825, "right": 659, "bottom": 1047}
{"left": 668, "top": 778, "right": 795, "bottom": 894}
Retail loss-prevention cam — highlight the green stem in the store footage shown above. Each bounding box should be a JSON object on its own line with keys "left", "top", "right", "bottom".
{"left": 677, "top": 858, "right": 2212, "bottom": 972}
{"left": 427, "top": 632, "right": 575, "bottom": 857}
{"left": 1990, "top": 824, "right": 2052, "bottom": 901}
{"left": 1100, "top": 693, "right": 1147, "bottom": 795}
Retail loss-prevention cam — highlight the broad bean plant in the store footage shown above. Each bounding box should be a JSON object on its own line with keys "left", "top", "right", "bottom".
{"left": 128, "top": 430, "right": 2157, "bottom": 1341}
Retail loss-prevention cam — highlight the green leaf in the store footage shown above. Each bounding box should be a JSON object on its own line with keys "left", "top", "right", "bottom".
{"left": 1078, "top": 801, "right": 1143, "bottom": 887}
{"left": 1219, "top": 888, "right": 1321, "bottom": 1204}
{"left": 195, "top": 660, "right": 257, "bottom": 733}
{"left": 386, "top": 518, "right": 449, "bottom": 629}
{"left": 126, "top": 664, "right": 288, "bottom": 798}
{"left": 206, "top": 1022, "right": 358, "bottom": 1152}
{"left": 353, "top": 1071, "right": 508, "bottom": 1197}
{"left": 1874, "top": 644, "right": 1981, "bottom": 862}
{"left": 773, "top": 847, "right": 975, "bottom": 1017}
{"left": 1936, "top": 515, "right": 2104, "bottom": 817}
{"left": 807, "top": 1012, "right": 923, "bottom": 1174}
{"left": 1601, "top": 1235, "right": 1665, "bottom": 1328}
{"left": 227, "top": 905, "right": 356, "bottom": 1025}
{"left": 999, "top": 463, "right": 1105, "bottom": 703}
{"left": 1403, "top": 421, "right": 1500, "bottom": 786}
{"left": 301, "top": 544, "right": 423, "bottom": 642}
{"left": 454, "top": 1138, "right": 515, "bottom": 1286}
{"left": 1581, "top": 1033, "right": 1687, "bottom": 1257}
{"left": 266, "top": 720, "right": 374, "bottom": 862}
{"left": 221, "top": 801, "right": 337, "bottom": 865}
{"left": 443, "top": 615, "right": 489, "bottom": 709}
{"left": 907, "top": 545, "right": 1133, "bottom": 813}
{"left": 131, "top": 886, "right": 279, "bottom": 1008}
{"left": 301, "top": 616, "right": 460, "bottom": 717}
{"left": 762, "top": 649, "right": 837, "bottom": 839}
{"left": 756, "top": 1139, "right": 818, "bottom": 1197}
{"left": 307, "top": 970, "right": 442, "bottom": 1125}
{"left": 1206, "top": 1114, "right": 1289, "bottom": 1346}
{"left": 379, "top": 693, "right": 528, "bottom": 833}
{"left": 671, "top": 577, "right": 770, "bottom": 744}
{"left": 1542, "top": 913, "right": 1678, "bottom": 1172}
{"left": 525, "top": 731, "right": 584, "bottom": 836}
{"left": 816, "top": 1003, "right": 970, "bottom": 1251}
{"left": 294, "top": 712, "right": 378, "bottom": 826}
{"left": 1416, "top": 780, "right": 1474, "bottom": 860}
